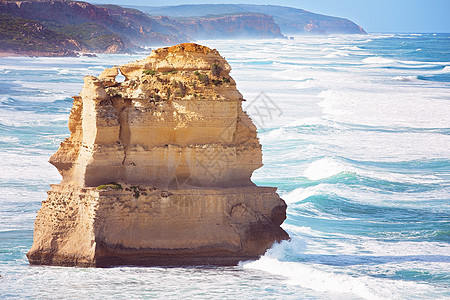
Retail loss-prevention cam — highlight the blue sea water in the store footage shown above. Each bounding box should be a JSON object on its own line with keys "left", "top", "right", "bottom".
{"left": 0, "top": 33, "right": 449, "bottom": 299}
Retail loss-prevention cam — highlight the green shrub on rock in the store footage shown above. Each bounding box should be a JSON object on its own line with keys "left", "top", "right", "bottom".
{"left": 211, "top": 63, "right": 222, "bottom": 76}
{"left": 97, "top": 182, "right": 123, "bottom": 190}
{"left": 143, "top": 70, "right": 156, "bottom": 75}
{"left": 198, "top": 73, "right": 209, "bottom": 85}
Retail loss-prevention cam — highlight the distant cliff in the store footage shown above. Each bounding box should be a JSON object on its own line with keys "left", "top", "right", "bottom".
{"left": 0, "top": 1, "right": 365, "bottom": 56}
{"left": 150, "top": 13, "right": 283, "bottom": 40}
{"left": 137, "top": 4, "right": 366, "bottom": 35}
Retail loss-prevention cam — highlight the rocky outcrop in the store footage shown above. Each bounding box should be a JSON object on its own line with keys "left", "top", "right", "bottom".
{"left": 27, "top": 43, "right": 289, "bottom": 267}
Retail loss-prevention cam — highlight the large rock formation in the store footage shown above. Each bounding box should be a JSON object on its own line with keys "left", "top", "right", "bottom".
{"left": 27, "top": 43, "right": 288, "bottom": 267}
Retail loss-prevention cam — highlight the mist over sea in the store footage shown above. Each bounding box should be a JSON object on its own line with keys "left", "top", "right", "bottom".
{"left": 0, "top": 33, "right": 449, "bottom": 299}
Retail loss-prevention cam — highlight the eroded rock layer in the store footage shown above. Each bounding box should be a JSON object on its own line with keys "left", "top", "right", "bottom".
{"left": 27, "top": 43, "right": 288, "bottom": 267}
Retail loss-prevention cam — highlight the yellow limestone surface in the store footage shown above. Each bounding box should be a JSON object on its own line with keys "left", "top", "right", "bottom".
{"left": 27, "top": 43, "right": 288, "bottom": 267}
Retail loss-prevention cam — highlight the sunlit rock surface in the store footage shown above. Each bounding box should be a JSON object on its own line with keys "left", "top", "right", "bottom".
{"left": 27, "top": 43, "right": 288, "bottom": 267}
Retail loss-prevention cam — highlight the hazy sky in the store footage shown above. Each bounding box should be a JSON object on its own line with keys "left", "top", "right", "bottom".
{"left": 92, "top": 0, "right": 450, "bottom": 33}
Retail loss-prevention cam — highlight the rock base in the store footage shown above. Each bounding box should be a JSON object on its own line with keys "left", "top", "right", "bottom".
{"left": 27, "top": 184, "right": 288, "bottom": 267}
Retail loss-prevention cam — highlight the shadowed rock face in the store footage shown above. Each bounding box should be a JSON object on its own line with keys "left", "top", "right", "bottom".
{"left": 27, "top": 43, "right": 289, "bottom": 267}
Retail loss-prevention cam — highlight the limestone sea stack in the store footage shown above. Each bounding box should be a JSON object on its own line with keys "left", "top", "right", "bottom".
{"left": 27, "top": 43, "right": 289, "bottom": 267}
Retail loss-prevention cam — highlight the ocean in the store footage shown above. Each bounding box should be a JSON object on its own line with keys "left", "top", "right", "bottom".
{"left": 0, "top": 33, "right": 449, "bottom": 299}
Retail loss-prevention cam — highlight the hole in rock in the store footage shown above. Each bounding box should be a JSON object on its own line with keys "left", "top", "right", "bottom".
{"left": 116, "top": 69, "right": 126, "bottom": 83}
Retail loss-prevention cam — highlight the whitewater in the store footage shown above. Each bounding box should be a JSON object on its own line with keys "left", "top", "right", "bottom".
{"left": 0, "top": 33, "right": 449, "bottom": 299}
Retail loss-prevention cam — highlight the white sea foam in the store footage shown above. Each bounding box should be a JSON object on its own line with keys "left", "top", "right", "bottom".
{"left": 317, "top": 85, "right": 450, "bottom": 129}
{"left": 259, "top": 128, "right": 303, "bottom": 143}
{"left": 324, "top": 50, "right": 350, "bottom": 58}
{"left": 371, "top": 34, "right": 396, "bottom": 39}
{"left": 57, "top": 69, "right": 71, "bottom": 75}
{"left": 282, "top": 186, "right": 321, "bottom": 204}
{"left": 285, "top": 180, "right": 449, "bottom": 211}
{"left": 0, "top": 109, "right": 69, "bottom": 127}
{"left": 441, "top": 66, "right": 450, "bottom": 72}
{"left": 242, "top": 255, "right": 433, "bottom": 300}
{"left": 0, "top": 64, "right": 59, "bottom": 71}
{"left": 303, "top": 158, "right": 351, "bottom": 180}
{"left": 320, "top": 47, "right": 334, "bottom": 52}
{"left": 0, "top": 96, "right": 9, "bottom": 103}
{"left": 341, "top": 46, "right": 364, "bottom": 51}
{"left": 363, "top": 57, "right": 395, "bottom": 64}
{"left": 0, "top": 151, "right": 61, "bottom": 184}
{"left": 290, "top": 201, "right": 361, "bottom": 221}
{"left": 0, "top": 136, "right": 19, "bottom": 143}
{"left": 280, "top": 223, "right": 450, "bottom": 256}
{"left": 13, "top": 80, "right": 82, "bottom": 94}
{"left": 294, "top": 79, "right": 318, "bottom": 89}
{"left": 392, "top": 75, "right": 418, "bottom": 82}
{"left": 245, "top": 232, "right": 450, "bottom": 298}
{"left": 284, "top": 117, "right": 332, "bottom": 128}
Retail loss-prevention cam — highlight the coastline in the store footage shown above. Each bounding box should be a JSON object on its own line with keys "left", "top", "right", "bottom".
{"left": 0, "top": 52, "right": 19, "bottom": 58}
{"left": 0, "top": 51, "right": 99, "bottom": 58}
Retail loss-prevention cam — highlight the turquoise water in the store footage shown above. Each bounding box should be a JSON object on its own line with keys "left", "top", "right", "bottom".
{"left": 0, "top": 34, "right": 449, "bottom": 299}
